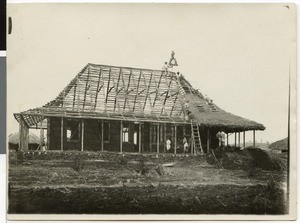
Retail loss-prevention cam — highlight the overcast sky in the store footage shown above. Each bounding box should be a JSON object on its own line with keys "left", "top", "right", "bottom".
{"left": 7, "top": 3, "right": 295, "bottom": 143}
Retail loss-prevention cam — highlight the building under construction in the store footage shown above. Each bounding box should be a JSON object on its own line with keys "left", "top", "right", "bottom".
{"left": 14, "top": 54, "right": 265, "bottom": 154}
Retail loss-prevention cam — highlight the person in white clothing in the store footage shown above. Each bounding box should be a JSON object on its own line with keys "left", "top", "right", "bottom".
{"left": 166, "top": 138, "right": 171, "bottom": 152}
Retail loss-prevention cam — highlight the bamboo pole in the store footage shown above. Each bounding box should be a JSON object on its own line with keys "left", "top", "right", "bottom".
{"left": 120, "top": 121, "right": 123, "bottom": 153}
{"left": 81, "top": 120, "right": 84, "bottom": 151}
{"left": 61, "top": 118, "right": 64, "bottom": 151}
{"left": 238, "top": 132, "right": 240, "bottom": 147}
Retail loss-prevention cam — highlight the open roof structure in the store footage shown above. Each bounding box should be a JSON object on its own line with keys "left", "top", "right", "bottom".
{"left": 14, "top": 63, "right": 265, "bottom": 132}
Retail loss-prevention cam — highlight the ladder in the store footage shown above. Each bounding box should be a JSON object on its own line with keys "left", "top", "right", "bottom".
{"left": 191, "top": 122, "right": 203, "bottom": 155}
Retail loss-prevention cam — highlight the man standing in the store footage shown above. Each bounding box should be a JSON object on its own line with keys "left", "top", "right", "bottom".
{"left": 216, "top": 131, "right": 226, "bottom": 147}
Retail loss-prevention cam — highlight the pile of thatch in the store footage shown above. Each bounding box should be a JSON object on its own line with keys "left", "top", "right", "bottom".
{"left": 209, "top": 148, "right": 287, "bottom": 171}
{"left": 269, "top": 138, "right": 288, "bottom": 152}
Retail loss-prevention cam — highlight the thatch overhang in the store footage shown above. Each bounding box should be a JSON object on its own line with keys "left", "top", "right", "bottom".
{"left": 14, "top": 63, "right": 265, "bottom": 132}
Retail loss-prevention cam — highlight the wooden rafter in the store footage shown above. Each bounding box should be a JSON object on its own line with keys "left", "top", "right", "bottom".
{"left": 142, "top": 71, "right": 154, "bottom": 112}
{"left": 114, "top": 68, "right": 122, "bottom": 111}
{"left": 132, "top": 70, "right": 142, "bottom": 112}
{"left": 82, "top": 65, "right": 91, "bottom": 110}
{"left": 123, "top": 70, "right": 132, "bottom": 111}
{"left": 94, "top": 67, "right": 102, "bottom": 111}
{"left": 160, "top": 75, "right": 174, "bottom": 115}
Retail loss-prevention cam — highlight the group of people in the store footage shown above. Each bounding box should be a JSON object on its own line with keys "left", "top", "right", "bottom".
{"left": 166, "top": 136, "right": 190, "bottom": 153}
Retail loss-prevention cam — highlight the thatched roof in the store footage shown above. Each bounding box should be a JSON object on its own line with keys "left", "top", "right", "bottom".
{"left": 14, "top": 63, "right": 265, "bottom": 132}
{"left": 9, "top": 132, "right": 40, "bottom": 145}
{"left": 269, "top": 138, "right": 288, "bottom": 151}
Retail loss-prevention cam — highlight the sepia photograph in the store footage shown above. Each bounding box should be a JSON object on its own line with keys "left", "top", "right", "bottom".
{"left": 6, "top": 3, "right": 296, "bottom": 220}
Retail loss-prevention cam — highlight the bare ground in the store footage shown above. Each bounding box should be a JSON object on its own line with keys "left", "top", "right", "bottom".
{"left": 8, "top": 150, "right": 288, "bottom": 214}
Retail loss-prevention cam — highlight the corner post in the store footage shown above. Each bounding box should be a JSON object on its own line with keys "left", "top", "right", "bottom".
{"left": 19, "top": 117, "right": 29, "bottom": 152}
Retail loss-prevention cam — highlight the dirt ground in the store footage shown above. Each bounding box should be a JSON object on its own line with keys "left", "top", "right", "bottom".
{"left": 8, "top": 149, "right": 288, "bottom": 214}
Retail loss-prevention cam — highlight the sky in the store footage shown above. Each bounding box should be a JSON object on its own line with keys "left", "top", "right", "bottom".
{"left": 7, "top": 3, "right": 295, "bottom": 143}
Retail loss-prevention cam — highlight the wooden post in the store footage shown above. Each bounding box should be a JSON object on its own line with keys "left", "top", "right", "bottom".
{"left": 47, "top": 118, "right": 50, "bottom": 150}
{"left": 174, "top": 125, "right": 177, "bottom": 154}
{"left": 207, "top": 128, "right": 210, "bottom": 153}
{"left": 234, "top": 132, "right": 237, "bottom": 147}
{"left": 253, "top": 130, "right": 256, "bottom": 148}
{"left": 238, "top": 132, "right": 240, "bottom": 147}
{"left": 243, "top": 131, "right": 245, "bottom": 149}
{"left": 164, "top": 123, "right": 167, "bottom": 153}
{"left": 138, "top": 123, "right": 142, "bottom": 153}
{"left": 19, "top": 118, "right": 29, "bottom": 151}
{"left": 101, "top": 120, "right": 104, "bottom": 151}
{"left": 61, "top": 117, "right": 64, "bottom": 151}
{"left": 40, "top": 127, "right": 44, "bottom": 149}
{"left": 81, "top": 120, "right": 84, "bottom": 151}
{"left": 149, "top": 125, "right": 153, "bottom": 152}
{"left": 157, "top": 125, "right": 160, "bottom": 154}
{"left": 120, "top": 121, "right": 123, "bottom": 153}
{"left": 226, "top": 133, "right": 229, "bottom": 146}
{"left": 171, "top": 125, "right": 175, "bottom": 153}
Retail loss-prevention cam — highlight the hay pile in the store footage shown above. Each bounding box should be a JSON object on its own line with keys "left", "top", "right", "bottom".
{"left": 208, "top": 148, "right": 287, "bottom": 171}
{"left": 269, "top": 138, "right": 288, "bottom": 152}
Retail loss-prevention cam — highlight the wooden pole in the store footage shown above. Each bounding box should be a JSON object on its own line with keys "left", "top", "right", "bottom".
{"left": 226, "top": 133, "right": 229, "bottom": 146}
{"left": 61, "top": 118, "right": 64, "bottom": 151}
{"left": 243, "top": 131, "right": 245, "bottom": 149}
{"left": 120, "top": 121, "right": 123, "bottom": 153}
{"left": 101, "top": 120, "right": 104, "bottom": 151}
{"left": 157, "top": 125, "right": 160, "bottom": 154}
{"left": 81, "top": 120, "right": 84, "bottom": 151}
{"left": 234, "top": 132, "right": 237, "bottom": 147}
{"left": 47, "top": 118, "right": 50, "bottom": 150}
{"left": 149, "top": 125, "right": 152, "bottom": 152}
{"left": 138, "top": 123, "right": 142, "bottom": 153}
{"left": 174, "top": 125, "right": 177, "bottom": 154}
{"left": 207, "top": 128, "right": 210, "bottom": 153}
{"left": 164, "top": 123, "right": 167, "bottom": 153}
{"left": 253, "top": 130, "right": 256, "bottom": 148}
{"left": 19, "top": 118, "right": 29, "bottom": 151}
{"left": 40, "top": 127, "right": 44, "bottom": 149}
{"left": 238, "top": 132, "right": 240, "bottom": 147}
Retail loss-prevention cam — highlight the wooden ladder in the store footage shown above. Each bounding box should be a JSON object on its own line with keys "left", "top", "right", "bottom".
{"left": 191, "top": 122, "right": 203, "bottom": 155}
